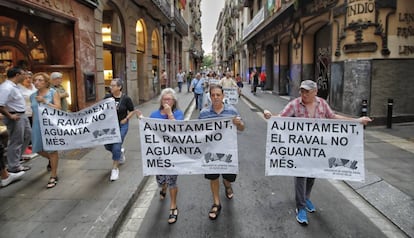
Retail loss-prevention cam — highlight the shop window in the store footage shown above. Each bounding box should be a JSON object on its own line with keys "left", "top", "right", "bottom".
{"left": 84, "top": 72, "right": 96, "bottom": 101}
{"left": 136, "top": 20, "right": 145, "bottom": 53}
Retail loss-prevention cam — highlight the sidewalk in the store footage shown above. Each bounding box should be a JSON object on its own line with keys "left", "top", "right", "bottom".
{"left": 0, "top": 89, "right": 194, "bottom": 238}
{"left": 240, "top": 83, "right": 414, "bottom": 237}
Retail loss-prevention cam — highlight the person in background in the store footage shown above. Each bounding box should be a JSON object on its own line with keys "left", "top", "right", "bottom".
{"left": 186, "top": 70, "right": 193, "bottom": 92}
{"left": 251, "top": 69, "right": 259, "bottom": 95}
{"left": 176, "top": 69, "right": 185, "bottom": 93}
{"left": 199, "top": 84, "right": 245, "bottom": 220}
{"left": 0, "top": 113, "right": 25, "bottom": 187}
{"left": 263, "top": 80, "right": 372, "bottom": 225}
{"left": 136, "top": 88, "right": 183, "bottom": 224}
{"left": 50, "top": 72, "right": 69, "bottom": 112}
{"left": 18, "top": 71, "right": 37, "bottom": 158}
{"left": 160, "top": 69, "right": 167, "bottom": 89}
{"left": 259, "top": 71, "right": 266, "bottom": 91}
{"left": 0, "top": 67, "right": 32, "bottom": 173}
{"left": 104, "top": 78, "right": 136, "bottom": 181}
{"left": 190, "top": 73, "right": 205, "bottom": 111}
{"left": 30, "top": 72, "right": 61, "bottom": 188}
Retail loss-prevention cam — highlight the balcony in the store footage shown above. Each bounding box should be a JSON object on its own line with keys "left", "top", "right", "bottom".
{"left": 173, "top": 7, "right": 189, "bottom": 36}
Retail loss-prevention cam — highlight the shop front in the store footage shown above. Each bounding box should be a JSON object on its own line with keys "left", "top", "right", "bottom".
{"left": 0, "top": 0, "right": 98, "bottom": 111}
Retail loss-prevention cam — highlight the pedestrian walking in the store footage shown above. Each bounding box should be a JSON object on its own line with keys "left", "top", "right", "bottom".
{"left": 190, "top": 73, "right": 205, "bottom": 111}
{"left": 186, "top": 70, "right": 193, "bottom": 92}
{"left": 176, "top": 69, "right": 185, "bottom": 93}
{"left": 30, "top": 72, "right": 62, "bottom": 188}
{"left": 251, "top": 69, "right": 259, "bottom": 95}
{"left": 263, "top": 79, "right": 372, "bottom": 225}
{"left": 0, "top": 66, "right": 32, "bottom": 173}
{"left": 199, "top": 84, "right": 245, "bottom": 220}
{"left": 104, "top": 78, "right": 136, "bottom": 181}
{"left": 160, "top": 69, "right": 167, "bottom": 89}
{"left": 136, "top": 88, "right": 184, "bottom": 224}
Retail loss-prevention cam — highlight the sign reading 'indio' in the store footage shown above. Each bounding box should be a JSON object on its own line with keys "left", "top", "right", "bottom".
{"left": 347, "top": 0, "right": 375, "bottom": 21}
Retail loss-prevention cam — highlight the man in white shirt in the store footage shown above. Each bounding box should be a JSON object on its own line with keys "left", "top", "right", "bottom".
{"left": 0, "top": 67, "right": 32, "bottom": 173}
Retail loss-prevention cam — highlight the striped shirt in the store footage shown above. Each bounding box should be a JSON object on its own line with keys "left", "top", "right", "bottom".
{"left": 199, "top": 103, "right": 240, "bottom": 119}
{"left": 279, "top": 96, "right": 335, "bottom": 119}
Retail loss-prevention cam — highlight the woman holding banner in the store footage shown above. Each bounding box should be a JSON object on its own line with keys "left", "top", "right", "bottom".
{"left": 30, "top": 72, "right": 61, "bottom": 188}
{"left": 104, "top": 78, "right": 136, "bottom": 182}
{"left": 199, "top": 84, "right": 244, "bottom": 220}
{"left": 136, "top": 88, "right": 184, "bottom": 224}
{"left": 263, "top": 80, "right": 372, "bottom": 225}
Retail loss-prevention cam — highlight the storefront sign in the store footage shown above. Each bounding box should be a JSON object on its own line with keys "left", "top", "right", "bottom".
{"left": 347, "top": 0, "right": 375, "bottom": 22}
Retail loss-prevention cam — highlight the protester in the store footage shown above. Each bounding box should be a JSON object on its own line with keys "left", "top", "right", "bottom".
{"left": 137, "top": 88, "right": 184, "bottom": 224}
{"left": 190, "top": 73, "right": 205, "bottom": 111}
{"left": 30, "top": 72, "right": 61, "bottom": 188}
{"left": 50, "top": 72, "right": 69, "bottom": 112}
{"left": 17, "top": 71, "right": 37, "bottom": 158}
{"left": 176, "top": 69, "right": 185, "bottom": 93}
{"left": 199, "top": 84, "right": 245, "bottom": 220}
{"left": 104, "top": 78, "right": 136, "bottom": 181}
{"left": 0, "top": 66, "right": 31, "bottom": 173}
{"left": 219, "top": 70, "right": 240, "bottom": 97}
{"left": 263, "top": 79, "right": 372, "bottom": 225}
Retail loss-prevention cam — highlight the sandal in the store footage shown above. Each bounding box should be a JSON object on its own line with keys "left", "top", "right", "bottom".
{"left": 47, "top": 176, "right": 58, "bottom": 189}
{"left": 168, "top": 208, "right": 179, "bottom": 224}
{"left": 223, "top": 182, "right": 234, "bottom": 200}
{"left": 208, "top": 204, "right": 222, "bottom": 220}
{"left": 159, "top": 189, "right": 167, "bottom": 200}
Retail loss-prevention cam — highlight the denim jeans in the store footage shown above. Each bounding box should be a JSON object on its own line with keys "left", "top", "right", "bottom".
{"left": 194, "top": 93, "right": 203, "bottom": 110}
{"left": 104, "top": 122, "right": 129, "bottom": 161}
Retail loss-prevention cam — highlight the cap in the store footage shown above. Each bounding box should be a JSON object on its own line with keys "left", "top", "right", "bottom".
{"left": 50, "top": 72, "right": 63, "bottom": 80}
{"left": 300, "top": 80, "right": 317, "bottom": 90}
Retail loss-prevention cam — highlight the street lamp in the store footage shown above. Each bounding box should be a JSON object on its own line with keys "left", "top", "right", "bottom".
{"left": 170, "top": 23, "right": 176, "bottom": 32}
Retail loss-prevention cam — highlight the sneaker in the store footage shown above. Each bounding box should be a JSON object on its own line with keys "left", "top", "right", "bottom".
{"left": 110, "top": 168, "right": 119, "bottom": 181}
{"left": 305, "top": 199, "right": 316, "bottom": 213}
{"left": 296, "top": 208, "right": 308, "bottom": 225}
{"left": 8, "top": 165, "right": 31, "bottom": 173}
{"left": 1, "top": 171, "right": 25, "bottom": 187}
{"left": 119, "top": 148, "right": 126, "bottom": 164}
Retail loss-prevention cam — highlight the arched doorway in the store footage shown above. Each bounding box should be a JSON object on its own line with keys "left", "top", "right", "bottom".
{"left": 151, "top": 30, "right": 160, "bottom": 95}
{"left": 136, "top": 19, "right": 146, "bottom": 102}
{"left": 102, "top": 6, "right": 126, "bottom": 94}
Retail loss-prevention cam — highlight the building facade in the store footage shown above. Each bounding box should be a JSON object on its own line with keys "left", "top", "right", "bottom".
{"left": 0, "top": 0, "right": 189, "bottom": 109}
{"left": 215, "top": 0, "right": 414, "bottom": 123}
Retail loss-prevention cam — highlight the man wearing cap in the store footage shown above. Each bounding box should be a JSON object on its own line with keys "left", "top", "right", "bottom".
{"left": 0, "top": 66, "right": 32, "bottom": 173}
{"left": 263, "top": 79, "right": 372, "bottom": 225}
{"left": 50, "top": 72, "right": 69, "bottom": 112}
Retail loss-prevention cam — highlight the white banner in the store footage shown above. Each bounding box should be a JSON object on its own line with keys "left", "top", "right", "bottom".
{"left": 38, "top": 98, "right": 121, "bottom": 150}
{"left": 265, "top": 117, "right": 365, "bottom": 182}
{"left": 223, "top": 87, "right": 239, "bottom": 105}
{"left": 139, "top": 117, "right": 239, "bottom": 175}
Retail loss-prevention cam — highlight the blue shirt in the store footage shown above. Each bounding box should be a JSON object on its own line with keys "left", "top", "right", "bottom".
{"left": 199, "top": 103, "right": 240, "bottom": 119}
{"left": 150, "top": 109, "right": 184, "bottom": 120}
{"left": 191, "top": 78, "right": 205, "bottom": 94}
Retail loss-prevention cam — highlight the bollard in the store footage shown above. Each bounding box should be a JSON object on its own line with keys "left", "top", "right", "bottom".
{"left": 361, "top": 99, "right": 368, "bottom": 117}
{"left": 386, "top": 98, "right": 393, "bottom": 129}
{"left": 361, "top": 99, "right": 368, "bottom": 129}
